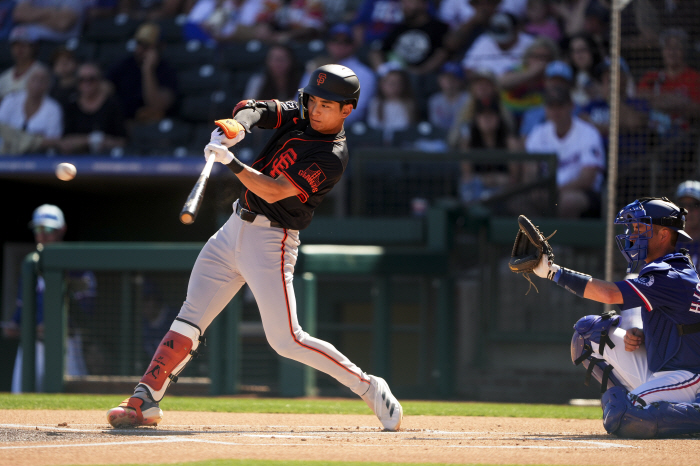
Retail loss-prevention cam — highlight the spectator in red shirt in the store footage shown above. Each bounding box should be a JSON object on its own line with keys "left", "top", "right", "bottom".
{"left": 637, "top": 28, "right": 700, "bottom": 136}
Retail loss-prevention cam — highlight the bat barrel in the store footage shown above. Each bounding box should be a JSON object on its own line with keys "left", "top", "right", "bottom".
{"left": 179, "top": 172, "right": 210, "bottom": 224}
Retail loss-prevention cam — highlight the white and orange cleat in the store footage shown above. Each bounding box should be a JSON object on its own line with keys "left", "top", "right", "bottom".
{"left": 107, "top": 395, "right": 162, "bottom": 428}
{"left": 361, "top": 375, "right": 403, "bottom": 431}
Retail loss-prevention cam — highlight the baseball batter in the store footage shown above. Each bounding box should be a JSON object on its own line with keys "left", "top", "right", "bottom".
{"left": 531, "top": 197, "right": 700, "bottom": 438}
{"left": 107, "top": 64, "right": 403, "bottom": 431}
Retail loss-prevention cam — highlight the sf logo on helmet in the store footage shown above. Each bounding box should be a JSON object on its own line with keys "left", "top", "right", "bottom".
{"left": 317, "top": 73, "right": 327, "bottom": 85}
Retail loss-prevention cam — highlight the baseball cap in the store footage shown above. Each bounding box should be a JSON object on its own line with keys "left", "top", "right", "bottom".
{"left": 328, "top": 23, "right": 352, "bottom": 40}
{"left": 488, "top": 12, "right": 516, "bottom": 45}
{"left": 29, "top": 204, "right": 65, "bottom": 230}
{"left": 676, "top": 180, "right": 700, "bottom": 202}
{"left": 9, "top": 26, "right": 39, "bottom": 44}
{"left": 134, "top": 22, "right": 161, "bottom": 47}
{"left": 439, "top": 62, "right": 464, "bottom": 79}
{"left": 545, "top": 60, "right": 573, "bottom": 82}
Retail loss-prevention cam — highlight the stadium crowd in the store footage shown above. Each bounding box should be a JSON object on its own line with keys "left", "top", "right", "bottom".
{"left": 0, "top": 0, "right": 699, "bottom": 217}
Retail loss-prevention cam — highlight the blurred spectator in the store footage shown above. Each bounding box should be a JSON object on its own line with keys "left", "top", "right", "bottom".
{"left": 637, "top": 28, "right": 700, "bottom": 140}
{"left": 301, "top": 23, "right": 376, "bottom": 124}
{"left": 352, "top": 0, "right": 403, "bottom": 48}
{"left": 369, "top": 0, "right": 449, "bottom": 76}
{"left": 0, "top": 0, "right": 16, "bottom": 40}
{"left": 367, "top": 67, "right": 417, "bottom": 138}
{"left": 0, "top": 26, "right": 46, "bottom": 100}
{"left": 183, "top": 0, "right": 262, "bottom": 44}
{"left": 449, "top": 68, "right": 502, "bottom": 147}
{"left": 49, "top": 46, "right": 78, "bottom": 108}
{"left": 0, "top": 66, "right": 62, "bottom": 154}
{"left": 427, "top": 61, "right": 469, "bottom": 131}
{"left": 3, "top": 205, "right": 95, "bottom": 392}
{"left": 579, "top": 57, "right": 650, "bottom": 158}
{"left": 518, "top": 59, "right": 581, "bottom": 140}
{"left": 243, "top": 44, "right": 301, "bottom": 101}
{"left": 455, "top": 95, "right": 520, "bottom": 203}
{"left": 12, "top": 0, "right": 84, "bottom": 42}
{"left": 675, "top": 180, "right": 700, "bottom": 266}
{"left": 498, "top": 36, "right": 558, "bottom": 123}
{"left": 461, "top": 11, "right": 535, "bottom": 78}
{"left": 525, "top": 85, "right": 606, "bottom": 218}
{"left": 550, "top": 0, "right": 592, "bottom": 37}
{"left": 438, "top": 0, "right": 498, "bottom": 58}
{"left": 106, "top": 22, "right": 178, "bottom": 124}
{"left": 118, "top": 0, "right": 189, "bottom": 21}
{"left": 522, "top": 0, "right": 561, "bottom": 41}
{"left": 58, "top": 62, "right": 127, "bottom": 155}
{"left": 565, "top": 33, "right": 603, "bottom": 107}
{"left": 253, "top": 0, "right": 325, "bottom": 44}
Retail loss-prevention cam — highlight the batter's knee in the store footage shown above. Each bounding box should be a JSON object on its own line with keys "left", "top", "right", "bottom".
{"left": 266, "top": 331, "right": 302, "bottom": 360}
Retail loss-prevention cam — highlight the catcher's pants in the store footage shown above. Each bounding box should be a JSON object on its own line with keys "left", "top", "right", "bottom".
{"left": 177, "top": 202, "right": 371, "bottom": 395}
{"left": 589, "top": 316, "right": 700, "bottom": 405}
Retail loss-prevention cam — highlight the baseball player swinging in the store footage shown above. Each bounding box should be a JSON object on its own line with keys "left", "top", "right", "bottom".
{"left": 107, "top": 64, "right": 403, "bottom": 431}
{"left": 511, "top": 198, "right": 700, "bottom": 438}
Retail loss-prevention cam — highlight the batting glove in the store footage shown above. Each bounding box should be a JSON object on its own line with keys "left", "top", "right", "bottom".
{"left": 534, "top": 254, "right": 560, "bottom": 280}
{"left": 213, "top": 119, "right": 245, "bottom": 147}
{"left": 204, "top": 142, "right": 234, "bottom": 164}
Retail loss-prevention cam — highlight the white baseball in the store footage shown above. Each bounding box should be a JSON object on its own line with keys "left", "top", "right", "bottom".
{"left": 56, "top": 162, "right": 77, "bottom": 181}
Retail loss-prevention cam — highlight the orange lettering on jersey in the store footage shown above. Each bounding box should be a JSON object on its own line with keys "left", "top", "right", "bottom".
{"left": 317, "top": 73, "right": 327, "bottom": 85}
{"left": 270, "top": 148, "right": 298, "bottom": 177}
{"left": 298, "top": 163, "right": 326, "bottom": 193}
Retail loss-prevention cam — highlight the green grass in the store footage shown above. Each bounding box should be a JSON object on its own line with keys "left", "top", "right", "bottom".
{"left": 0, "top": 393, "right": 602, "bottom": 419}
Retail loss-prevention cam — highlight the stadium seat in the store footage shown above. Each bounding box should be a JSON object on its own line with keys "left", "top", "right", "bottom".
{"left": 179, "top": 89, "right": 235, "bottom": 123}
{"left": 156, "top": 15, "right": 187, "bottom": 43}
{"left": 178, "top": 65, "right": 231, "bottom": 95}
{"left": 96, "top": 41, "right": 133, "bottom": 70}
{"left": 220, "top": 40, "right": 269, "bottom": 73}
{"left": 290, "top": 39, "right": 326, "bottom": 65}
{"left": 38, "top": 39, "right": 98, "bottom": 64}
{"left": 160, "top": 40, "right": 216, "bottom": 69}
{"left": 346, "top": 121, "right": 388, "bottom": 148}
{"left": 83, "top": 15, "right": 140, "bottom": 42}
{"left": 129, "top": 118, "right": 194, "bottom": 156}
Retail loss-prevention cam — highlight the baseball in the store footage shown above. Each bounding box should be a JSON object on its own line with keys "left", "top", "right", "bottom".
{"left": 56, "top": 162, "right": 76, "bottom": 181}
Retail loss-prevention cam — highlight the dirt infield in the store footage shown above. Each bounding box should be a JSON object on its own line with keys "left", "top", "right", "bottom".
{"left": 0, "top": 409, "right": 698, "bottom": 466}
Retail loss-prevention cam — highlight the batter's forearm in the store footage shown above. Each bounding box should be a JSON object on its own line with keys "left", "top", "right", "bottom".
{"left": 229, "top": 165, "right": 299, "bottom": 203}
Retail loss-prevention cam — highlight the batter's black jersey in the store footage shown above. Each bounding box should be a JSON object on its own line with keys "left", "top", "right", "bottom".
{"left": 233, "top": 99, "right": 349, "bottom": 230}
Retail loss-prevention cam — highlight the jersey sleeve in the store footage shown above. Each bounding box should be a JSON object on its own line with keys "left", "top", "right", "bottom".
{"left": 233, "top": 99, "right": 300, "bottom": 131}
{"left": 280, "top": 152, "right": 344, "bottom": 203}
{"left": 616, "top": 271, "right": 686, "bottom": 312}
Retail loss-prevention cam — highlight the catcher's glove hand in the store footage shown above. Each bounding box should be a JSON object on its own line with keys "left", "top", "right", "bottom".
{"left": 509, "top": 215, "right": 559, "bottom": 293}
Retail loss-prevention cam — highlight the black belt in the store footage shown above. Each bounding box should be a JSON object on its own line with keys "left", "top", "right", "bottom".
{"left": 677, "top": 322, "right": 700, "bottom": 336}
{"left": 235, "top": 203, "right": 283, "bottom": 228}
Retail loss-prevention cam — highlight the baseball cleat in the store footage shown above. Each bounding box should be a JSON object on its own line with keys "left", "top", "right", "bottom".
{"left": 361, "top": 375, "right": 403, "bottom": 431}
{"left": 107, "top": 396, "right": 162, "bottom": 428}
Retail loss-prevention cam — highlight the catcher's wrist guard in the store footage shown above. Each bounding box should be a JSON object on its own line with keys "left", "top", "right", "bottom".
{"left": 554, "top": 268, "right": 591, "bottom": 297}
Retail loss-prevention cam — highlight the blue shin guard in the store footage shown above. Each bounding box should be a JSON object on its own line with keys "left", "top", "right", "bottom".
{"left": 602, "top": 386, "right": 700, "bottom": 438}
{"left": 571, "top": 312, "right": 623, "bottom": 393}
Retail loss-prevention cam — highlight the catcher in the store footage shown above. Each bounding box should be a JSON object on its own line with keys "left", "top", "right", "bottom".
{"left": 510, "top": 198, "right": 700, "bottom": 439}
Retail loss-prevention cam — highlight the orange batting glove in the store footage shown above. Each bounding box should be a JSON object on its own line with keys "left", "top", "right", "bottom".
{"left": 213, "top": 118, "right": 245, "bottom": 147}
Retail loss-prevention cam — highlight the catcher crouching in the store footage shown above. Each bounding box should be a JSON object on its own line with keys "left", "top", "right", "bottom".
{"left": 510, "top": 199, "right": 700, "bottom": 439}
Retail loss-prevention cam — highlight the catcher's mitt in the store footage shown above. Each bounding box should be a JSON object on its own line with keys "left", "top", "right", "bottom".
{"left": 509, "top": 215, "right": 556, "bottom": 293}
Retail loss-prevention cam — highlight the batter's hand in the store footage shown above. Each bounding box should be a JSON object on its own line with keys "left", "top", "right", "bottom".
{"left": 624, "top": 327, "right": 644, "bottom": 352}
{"left": 213, "top": 119, "right": 245, "bottom": 147}
{"left": 204, "top": 142, "right": 234, "bottom": 164}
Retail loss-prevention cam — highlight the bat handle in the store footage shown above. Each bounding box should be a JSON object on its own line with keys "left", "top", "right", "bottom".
{"left": 203, "top": 151, "right": 216, "bottom": 177}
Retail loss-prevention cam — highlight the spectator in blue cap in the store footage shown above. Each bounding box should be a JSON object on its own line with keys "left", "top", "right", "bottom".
{"left": 427, "top": 61, "right": 469, "bottom": 131}
{"left": 519, "top": 59, "right": 583, "bottom": 141}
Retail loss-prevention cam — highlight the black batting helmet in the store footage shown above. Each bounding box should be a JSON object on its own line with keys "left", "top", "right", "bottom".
{"left": 298, "top": 64, "right": 360, "bottom": 119}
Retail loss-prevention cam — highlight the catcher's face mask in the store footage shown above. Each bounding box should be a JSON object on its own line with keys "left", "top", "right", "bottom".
{"left": 615, "top": 200, "right": 653, "bottom": 273}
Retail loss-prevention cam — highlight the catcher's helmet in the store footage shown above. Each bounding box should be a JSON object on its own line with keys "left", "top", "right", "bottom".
{"left": 614, "top": 197, "right": 691, "bottom": 272}
{"left": 297, "top": 64, "right": 360, "bottom": 119}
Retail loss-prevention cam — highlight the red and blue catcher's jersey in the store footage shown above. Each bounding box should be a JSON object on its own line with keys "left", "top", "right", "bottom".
{"left": 233, "top": 99, "right": 348, "bottom": 230}
{"left": 616, "top": 253, "right": 700, "bottom": 373}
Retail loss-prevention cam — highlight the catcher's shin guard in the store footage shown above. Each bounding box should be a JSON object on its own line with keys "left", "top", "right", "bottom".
{"left": 602, "top": 386, "right": 700, "bottom": 438}
{"left": 571, "top": 312, "right": 623, "bottom": 393}
{"left": 139, "top": 319, "right": 203, "bottom": 402}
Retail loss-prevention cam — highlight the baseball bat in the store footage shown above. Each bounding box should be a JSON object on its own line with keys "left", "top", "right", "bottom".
{"left": 179, "top": 152, "right": 216, "bottom": 224}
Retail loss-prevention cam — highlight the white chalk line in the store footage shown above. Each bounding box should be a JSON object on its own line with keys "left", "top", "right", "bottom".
{"left": 0, "top": 424, "right": 636, "bottom": 450}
